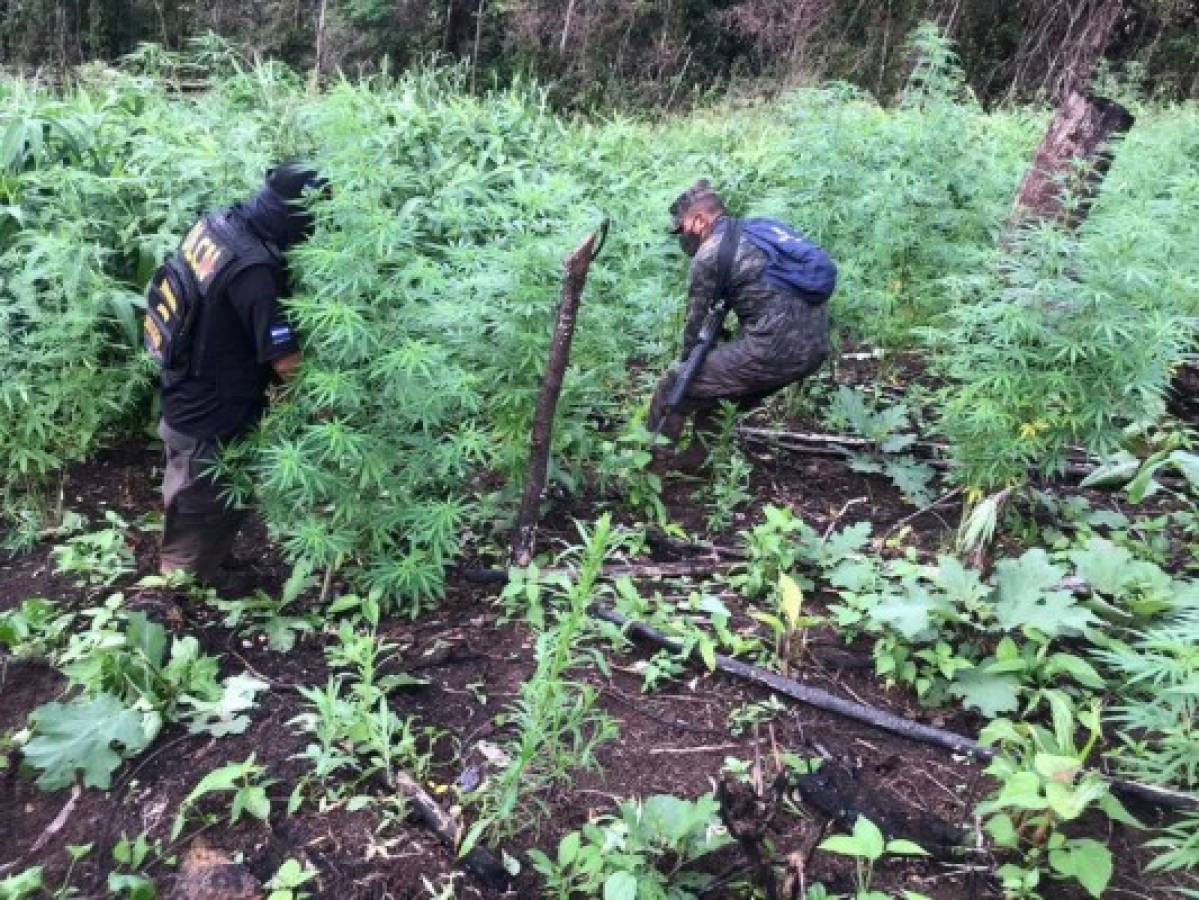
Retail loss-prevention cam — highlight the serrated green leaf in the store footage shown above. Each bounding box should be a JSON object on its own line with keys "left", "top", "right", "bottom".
{"left": 994, "top": 550, "right": 1095, "bottom": 637}
{"left": 25, "top": 694, "right": 150, "bottom": 790}
{"left": 949, "top": 669, "right": 1020, "bottom": 717}
{"left": 869, "top": 584, "right": 939, "bottom": 640}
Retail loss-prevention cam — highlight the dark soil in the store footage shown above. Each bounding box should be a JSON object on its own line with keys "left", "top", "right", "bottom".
{"left": 1, "top": 401, "right": 1195, "bottom": 899}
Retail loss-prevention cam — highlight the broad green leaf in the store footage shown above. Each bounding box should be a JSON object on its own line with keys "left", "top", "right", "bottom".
{"left": 184, "top": 674, "right": 268, "bottom": 737}
{"left": 818, "top": 834, "right": 869, "bottom": 858}
{"left": 107, "top": 872, "right": 156, "bottom": 899}
{"left": 949, "top": 669, "right": 1020, "bottom": 717}
{"left": 885, "top": 839, "right": 929, "bottom": 856}
{"left": 1048, "top": 838, "right": 1112, "bottom": 898}
{"left": 1033, "top": 753, "right": 1081, "bottom": 783}
{"left": 985, "top": 813, "right": 1019, "bottom": 849}
{"left": 603, "top": 871, "right": 637, "bottom": 900}
{"left": 236, "top": 785, "right": 271, "bottom": 822}
{"left": 1043, "top": 653, "right": 1105, "bottom": 689}
{"left": 982, "top": 771, "right": 1047, "bottom": 812}
{"left": 1168, "top": 450, "right": 1199, "bottom": 491}
{"left": 932, "top": 556, "right": 987, "bottom": 610}
{"left": 823, "top": 522, "right": 872, "bottom": 562}
{"left": 0, "top": 865, "right": 44, "bottom": 899}
{"left": 869, "top": 585, "right": 939, "bottom": 640}
{"left": 1068, "top": 537, "right": 1134, "bottom": 596}
{"left": 24, "top": 694, "right": 150, "bottom": 790}
{"left": 847, "top": 815, "right": 886, "bottom": 861}
{"left": 994, "top": 550, "right": 1096, "bottom": 636}
{"left": 558, "top": 831, "right": 580, "bottom": 867}
{"left": 1045, "top": 778, "right": 1108, "bottom": 821}
{"left": 1096, "top": 792, "right": 1144, "bottom": 829}
{"left": 1079, "top": 454, "right": 1139, "bottom": 489}
{"left": 883, "top": 457, "right": 935, "bottom": 507}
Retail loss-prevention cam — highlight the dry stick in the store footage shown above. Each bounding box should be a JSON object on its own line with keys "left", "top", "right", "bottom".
{"left": 0, "top": 782, "right": 84, "bottom": 874}
{"left": 592, "top": 605, "right": 1199, "bottom": 812}
{"left": 392, "top": 771, "right": 510, "bottom": 889}
{"left": 882, "top": 486, "right": 966, "bottom": 541}
{"left": 746, "top": 431, "right": 1103, "bottom": 481}
{"left": 458, "top": 558, "right": 735, "bottom": 585}
{"left": 510, "top": 220, "right": 609, "bottom": 568}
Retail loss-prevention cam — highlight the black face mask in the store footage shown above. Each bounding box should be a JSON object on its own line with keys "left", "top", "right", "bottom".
{"left": 679, "top": 231, "right": 702, "bottom": 257}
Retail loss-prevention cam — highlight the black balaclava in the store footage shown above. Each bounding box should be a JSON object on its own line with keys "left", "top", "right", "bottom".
{"left": 236, "top": 162, "right": 328, "bottom": 250}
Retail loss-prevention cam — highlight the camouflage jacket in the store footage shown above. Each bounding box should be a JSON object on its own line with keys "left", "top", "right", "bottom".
{"left": 681, "top": 220, "right": 830, "bottom": 377}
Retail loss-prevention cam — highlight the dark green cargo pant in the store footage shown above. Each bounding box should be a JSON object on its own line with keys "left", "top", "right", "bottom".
{"left": 158, "top": 420, "right": 246, "bottom": 583}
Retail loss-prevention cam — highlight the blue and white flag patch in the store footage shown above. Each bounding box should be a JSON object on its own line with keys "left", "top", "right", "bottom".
{"left": 270, "top": 324, "right": 293, "bottom": 346}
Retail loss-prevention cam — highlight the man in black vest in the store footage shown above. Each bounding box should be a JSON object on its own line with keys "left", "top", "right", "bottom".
{"left": 157, "top": 164, "right": 325, "bottom": 587}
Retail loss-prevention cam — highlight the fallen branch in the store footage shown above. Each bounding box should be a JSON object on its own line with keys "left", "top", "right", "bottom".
{"left": 457, "top": 558, "right": 735, "bottom": 585}
{"left": 645, "top": 528, "right": 747, "bottom": 560}
{"left": 747, "top": 431, "right": 1106, "bottom": 482}
{"left": 0, "top": 782, "right": 84, "bottom": 874}
{"left": 511, "top": 219, "right": 609, "bottom": 567}
{"left": 594, "top": 605, "right": 1199, "bottom": 812}
{"left": 393, "top": 771, "right": 510, "bottom": 889}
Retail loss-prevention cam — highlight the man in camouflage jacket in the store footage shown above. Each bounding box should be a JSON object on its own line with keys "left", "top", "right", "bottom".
{"left": 648, "top": 180, "right": 830, "bottom": 459}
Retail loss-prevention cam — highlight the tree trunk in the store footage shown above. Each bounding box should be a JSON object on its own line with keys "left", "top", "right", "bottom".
{"left": 311, "top": 0, "right": 329, "bottom": 89}
{"left": 510, "top": 221, "right": 608, "bottom": 567}
{"left": 1009, "top": 89, "right": 1135, "bottom": 230}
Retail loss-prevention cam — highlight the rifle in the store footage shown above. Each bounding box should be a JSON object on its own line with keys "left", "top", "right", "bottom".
{"left": 651, "top": 218, "right": 742, "bottom": 441}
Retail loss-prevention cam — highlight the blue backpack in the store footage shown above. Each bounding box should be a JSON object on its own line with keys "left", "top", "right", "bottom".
{"left": 726, "top": 217, "right": 837, "bottom": 305}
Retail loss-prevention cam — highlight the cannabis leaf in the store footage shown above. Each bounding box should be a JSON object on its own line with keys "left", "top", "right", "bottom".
{"left": 24, "top": 694, "right": 151, "bottom": 790}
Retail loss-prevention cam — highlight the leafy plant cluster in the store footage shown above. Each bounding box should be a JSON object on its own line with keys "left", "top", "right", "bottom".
{"left": 289, "top": 591, "right": 436, "bottom": 803}
{"left": 6, "top": 33, "right": 1197, "bottom": 609}
{"left": 826, "top": 386, "right": 938, "bottom": 507}
{"left": 467, "top": 516, "right": 621, "bottom": 851}
{"left": 13, "top": 595, "right": 264, "bottom": 790}
{"left": 529, "top": 793, "right": 730, "bottom": 900}
{"left": 728, "top": 499, "right": 1199, "bottom": 892}
{"left": 932, "top": 104, "right": 1199, "bottom": 489}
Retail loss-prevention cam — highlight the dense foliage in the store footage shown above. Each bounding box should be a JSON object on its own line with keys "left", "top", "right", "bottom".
{"left": 5, "top": 0, "right": 1199, "bottom": 108}
{"left": 3, "top": 33, "right": 1198, "bottom": 594}
{"left": 5, "top": 32, "right": 1199, "bottom": 898}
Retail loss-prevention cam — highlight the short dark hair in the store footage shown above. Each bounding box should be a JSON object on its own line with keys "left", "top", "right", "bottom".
{"left": 668, "top": 179, "right": 725, "bottom": 232}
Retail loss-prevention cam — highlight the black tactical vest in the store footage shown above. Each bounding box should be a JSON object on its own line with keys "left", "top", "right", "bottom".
{"left": 144, "top": 212, "right": 282, "bottom": 385}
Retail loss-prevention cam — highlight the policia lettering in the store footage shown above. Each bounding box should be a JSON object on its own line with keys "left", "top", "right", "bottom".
{"left": 144, "top": 219, "right": 226, "bottom": 355}
{"left": 144, "top": 215, "right": 268, "bottom": 378}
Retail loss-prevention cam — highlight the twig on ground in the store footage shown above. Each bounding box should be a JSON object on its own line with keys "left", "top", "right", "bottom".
{"left": 882, "top": 486, "right": 965, "bottom": 541}
{"left": 114, "top": 733, "right": 196, "bottom": 793}
{"left": 647, "top": 743, "right": 744, "bottom": 756}
{"left": 600, "top": 686, "right": 730, "bottom": 737}
{"left": 821, "top": 497, "right": 868, "bottom": 544}
{"left": 0, "top": 782, "right": 86, "bottom": 873}
{"left": 393, "top": 771, "right": 510, "bottom": 890}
